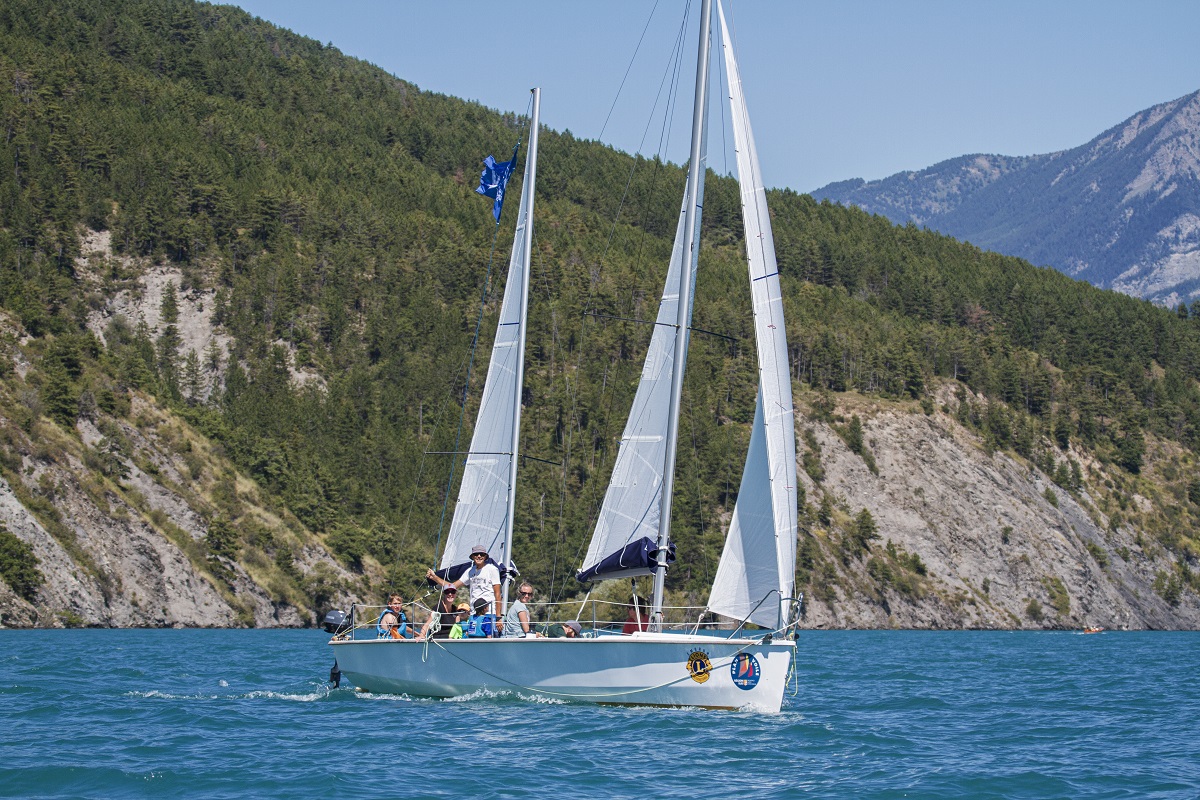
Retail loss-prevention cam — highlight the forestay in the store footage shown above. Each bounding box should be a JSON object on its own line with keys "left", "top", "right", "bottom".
{"left": 707, "top": 1, "right": 799, "bottom": 629}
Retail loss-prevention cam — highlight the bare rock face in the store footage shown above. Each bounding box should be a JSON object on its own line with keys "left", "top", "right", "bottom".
{"left": 81, "top": 231, "right": 323, "bottom": 395}
{"left": 81, "top": 232, "right": 233, "bottom": 403}
{"left": 797, "top": 394, "right": 1200, "bottom": 630}
{"left": 1, "top": 465, "right": 240, "bottom": 628}
{"left": 0, "top": 579, "right": 37, "bottom": 627}
{"left": 0, "top": 248, "right": 360, "bottom": 629}
{"left": 0, "top": 404, "right": 356, "bottom": 629}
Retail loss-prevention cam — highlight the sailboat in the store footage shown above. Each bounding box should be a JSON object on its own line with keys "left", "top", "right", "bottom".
{"left": 330, "top": 0, "right": 801, "bottom": 711}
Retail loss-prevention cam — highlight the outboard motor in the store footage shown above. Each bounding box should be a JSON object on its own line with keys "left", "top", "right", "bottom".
{"left": 322, "top": 609, "right": 347, "bottom": 634}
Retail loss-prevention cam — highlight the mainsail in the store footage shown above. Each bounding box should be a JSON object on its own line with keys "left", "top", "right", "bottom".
{"left": 577, "top": 0, "right": 797, "bottom": 628}
{"left": 707, "top": 1, "right": 798, "bottom": 628}
{"left": 576, "top": 196, "right": 696, "bottom": 582}
{"left": 577, "top": 31, "right": 711, "bottom": 586}
{"left": 439, "top": 91, "right": 540, "bottom": 579}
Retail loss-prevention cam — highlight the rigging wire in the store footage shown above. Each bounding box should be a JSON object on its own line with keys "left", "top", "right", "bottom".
{"left": 524, "top": 218, "right": 573, "bottom": 601}
{"left": 552, "top": 2, "right": 697, "bottom": 605}
{"left": 597, "top": 4, "right": 691, "bottom": 269}
{"left": 596, "top": 0, "right": 662, "bottom": 143}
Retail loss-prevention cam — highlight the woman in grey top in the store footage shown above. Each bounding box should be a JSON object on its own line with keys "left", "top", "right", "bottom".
{"left": 503, "top": 583, "right": 536, "bottom": 637}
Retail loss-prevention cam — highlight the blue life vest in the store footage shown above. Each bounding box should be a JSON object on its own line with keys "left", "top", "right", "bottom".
{"left": 463, "top": 613, "right": 495, "bottom": 638}
{"left": 376, "top": 609, "right": 409, "bottom": 639}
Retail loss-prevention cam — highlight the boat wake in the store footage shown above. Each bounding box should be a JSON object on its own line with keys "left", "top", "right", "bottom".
{"left": 442, "top": 687, "right": 568, "bottom": 705}
{"left": 127, "top": 684, "right": 335, "bottom": 703}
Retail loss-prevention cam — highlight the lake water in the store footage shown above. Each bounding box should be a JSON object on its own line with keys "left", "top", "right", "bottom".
{"left": 2, "top": 629, "right": 1198, "bottom": 798}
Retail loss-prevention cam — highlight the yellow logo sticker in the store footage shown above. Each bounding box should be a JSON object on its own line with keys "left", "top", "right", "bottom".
{"left": 687, "top": 650, "right": 712, "bottom": 684}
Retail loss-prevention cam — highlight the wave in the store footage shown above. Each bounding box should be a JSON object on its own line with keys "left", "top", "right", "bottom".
{"left": 125, "top": 685, "right": 333, "bottom": 703}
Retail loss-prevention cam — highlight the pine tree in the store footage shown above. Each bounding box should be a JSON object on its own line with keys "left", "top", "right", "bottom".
{"left": 0, "top": 523, "right": 44, "bottom": 601}
{"left": 204, "top": 339, "right": 223, "bottom": 374}
{"left": 851, "top": 508, "right": 879, "bottom": 556}
{"left": 846, "top": 415, "right": 864, "bottom": 455}
{"left": 182, "top": 348, "right": 204, "bottom": 404}
{"left": 41, "top": 358, "right": 78, "bottom": 428}
{"left": 156, "top": 283, "right": 182, "bottom": 399}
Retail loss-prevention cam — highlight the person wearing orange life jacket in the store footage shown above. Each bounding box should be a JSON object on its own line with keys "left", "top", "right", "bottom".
{"left": 376, "top": 593, "right": 412, "bottom": 639}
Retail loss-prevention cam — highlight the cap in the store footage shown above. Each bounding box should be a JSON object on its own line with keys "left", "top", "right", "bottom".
{"left": 470, "top": 545, "right": 488, "bottom": 556}
{"left": 563, "top": 621, "right": 581, "bottom": 634}
{"left": 472, "top": 597, "right": 490, "bottom": 613}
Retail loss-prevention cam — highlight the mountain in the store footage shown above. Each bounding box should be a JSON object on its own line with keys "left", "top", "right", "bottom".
{"left": 814, "top": 92, "right": 1200, "bottom": 306}
{"left": 2, "top": 0, "right": 1200, "bottom": 629}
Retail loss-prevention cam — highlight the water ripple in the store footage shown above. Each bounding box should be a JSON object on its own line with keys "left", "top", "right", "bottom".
{"left": 1, "top": 630, "right": 1198, "bottom": 798}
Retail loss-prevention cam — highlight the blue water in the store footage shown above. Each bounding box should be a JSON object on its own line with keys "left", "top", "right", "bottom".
{"left": 2, "top": 630, "right": 1198, "bottom": 799}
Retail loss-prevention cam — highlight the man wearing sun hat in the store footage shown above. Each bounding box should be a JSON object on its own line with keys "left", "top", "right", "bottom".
{"left": 426, "top": 544, "right": 503, "bottom": 619}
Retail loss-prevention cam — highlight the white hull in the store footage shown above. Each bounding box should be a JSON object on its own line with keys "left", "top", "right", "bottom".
{"left": 331, "top": 633, "right": 795, "bottom": 711}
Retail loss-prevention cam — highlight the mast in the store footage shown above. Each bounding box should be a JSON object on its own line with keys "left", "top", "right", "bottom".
{"left": 651, "top": 0, "right": 712, "bottom": 630}
{"left": 501, "top": 87, "right": 539, "bottom": 613}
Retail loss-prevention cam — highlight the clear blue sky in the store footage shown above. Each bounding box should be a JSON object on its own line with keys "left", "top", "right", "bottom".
{"left": 227, "top": 0, "right": 1200, "bottom": 193}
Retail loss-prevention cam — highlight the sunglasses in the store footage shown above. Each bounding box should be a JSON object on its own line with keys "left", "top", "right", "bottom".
{"left": 519, "top": 591, "right": 533, "bottom": 597}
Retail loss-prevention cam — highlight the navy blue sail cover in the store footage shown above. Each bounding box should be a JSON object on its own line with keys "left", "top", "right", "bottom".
{"left": 575, "top": 537, "right": 676, "bottom": 583}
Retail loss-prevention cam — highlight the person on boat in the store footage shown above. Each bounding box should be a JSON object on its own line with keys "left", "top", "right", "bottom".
{"left": 503, "top": 583, "right": 537, "bottom": 638}
{"left": 416, "top": 587, "right": 460, "bottom": 640}
{"left": 376, "top": 594, "right": 411, "bottom": 640}
{"left": 622, "top": 597, "right": 649, "bottom": 634}
{"left": 544, "top": 620, "right": 581, "bottom": 638}
{"left": 463, "top": 597, "right": 498, "bottom": 638}
{"left": 448, "top": 602, "right": 471, "bottom": 639}
{"left": 426, "top": 544, "right": 503, "bottom": 618}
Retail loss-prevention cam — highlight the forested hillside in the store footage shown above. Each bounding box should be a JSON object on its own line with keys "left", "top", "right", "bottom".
{"left": 2, "top": 0, "right": 1199, "bottom": 627}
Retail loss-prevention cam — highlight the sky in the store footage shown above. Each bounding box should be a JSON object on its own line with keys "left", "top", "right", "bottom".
{"left": 226, "top": 0, "right": 1200, "bottom": 194}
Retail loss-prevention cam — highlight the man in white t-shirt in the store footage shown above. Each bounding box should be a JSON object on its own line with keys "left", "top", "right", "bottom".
{"left": 427, "top": 545, "right": 503, "bottom": 618}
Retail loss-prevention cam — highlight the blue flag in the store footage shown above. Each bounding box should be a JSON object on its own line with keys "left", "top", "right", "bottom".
{"left": 476, "top": 143, "right": 520, "bottom": 222}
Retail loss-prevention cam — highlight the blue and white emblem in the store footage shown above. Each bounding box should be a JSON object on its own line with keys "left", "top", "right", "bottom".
{"left": 730, "top": 652, "right": 761, "bottom": 690}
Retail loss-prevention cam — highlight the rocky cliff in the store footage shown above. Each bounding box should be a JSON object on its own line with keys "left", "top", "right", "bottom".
{"left": 0, "top": 236, "right": 360, "bottom": 628}
{"left": 0, "top": 391, "right": 359, "bottom": 628}
{"left": 9, "top": 348, "right": 1196, "bottom": 630}
{"left": 1, "top": 0, "right": 1196, "bottom": 630}
{"left": 795, "top": 387, "right": 1200, "bottom": 630}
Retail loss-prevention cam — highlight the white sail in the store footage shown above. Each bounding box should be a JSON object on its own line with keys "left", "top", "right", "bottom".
{"left": 707, "top": 1, "right": 799, "bottom": 628}
{"left": 440, "top": 103, "right": 538, "bottom": 571}
{"left": 331, "top": 7, "right": 798, "bottom": 715}
{"left": 579, "top": 1, "right": 713, "bottom": 590}
{"left": 577, "top": 198, "right": 693, "bottom": 581}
